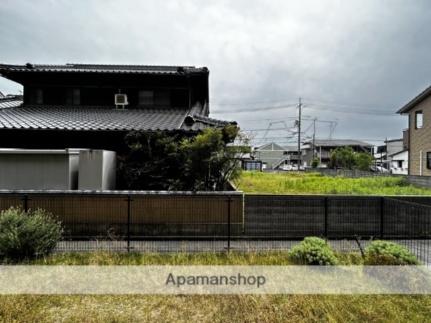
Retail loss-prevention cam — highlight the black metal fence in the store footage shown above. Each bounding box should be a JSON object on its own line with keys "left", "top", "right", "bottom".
{"left": 0, "top": 191, "right": 430, "bottom": 263}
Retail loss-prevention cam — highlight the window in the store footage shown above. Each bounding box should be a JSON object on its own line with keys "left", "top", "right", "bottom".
{"left": 415, "top": 111, "right": 423, "bottom": 129}
{"left": 139, "top": 90, "right": 154, "bottom": 105}
{"left": 154, "top": 90, "right": 171, "bottom": 106}
{"left": 427, "top": 152, "right": 431, "bottom": 169}
{"left": 243, "top": 160, "right": 262, "bottom": 171}
{"left": 29, "top": 88, "right": 43, "bottom": 104}
{"left": 398, "top": 160, "right": 403, "bottom": 168}
{"left": 66, "top": 89, "right": 80, "bottom": 105}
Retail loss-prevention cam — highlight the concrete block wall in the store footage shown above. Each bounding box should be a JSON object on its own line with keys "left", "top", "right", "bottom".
{"left": 406, "top": 175, "right": 431, "bottom": 189}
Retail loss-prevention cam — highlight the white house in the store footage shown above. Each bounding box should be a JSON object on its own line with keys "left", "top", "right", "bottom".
{"left": 388, "top": 150, "right": 408, "bottom": 175}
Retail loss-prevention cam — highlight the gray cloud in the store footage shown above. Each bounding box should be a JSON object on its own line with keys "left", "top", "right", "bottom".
{"left": 1, "top": 0, "right": 430, "bottom": 145}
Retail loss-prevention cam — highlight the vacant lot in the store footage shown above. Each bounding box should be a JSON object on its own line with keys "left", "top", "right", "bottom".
{"left": 1, "top": 252, "right": 430, "bottom": 323}
{"left": 236, "top": 172, "right": 431, "bottom": 195}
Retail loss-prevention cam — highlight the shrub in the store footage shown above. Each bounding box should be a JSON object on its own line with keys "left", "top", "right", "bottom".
{"left": 364, "top": 240, "right": 419, "bottom": 265}
{"left": 0, "top": 207, "right": 63, "bottom": 261}
{"left": 311, "top": 158, "right": 319, "bottom": 168}
{"left": 289, "top": 237, "right": 338, "bottom": 265}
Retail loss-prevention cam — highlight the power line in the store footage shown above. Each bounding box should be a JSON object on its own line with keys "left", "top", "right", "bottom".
{"left": 211, "top": 97, "right": 298, "bottom": 106}
{"left": 212, "top": 103, "right": 298, "bottom": 114}
{"left": 211, "top": 97, "right": 400, "bottom": 116}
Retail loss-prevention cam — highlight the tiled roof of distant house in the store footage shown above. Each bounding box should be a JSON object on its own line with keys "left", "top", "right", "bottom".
{"left": 0, "top": 105, "right": 234, "bottom": 132}
{"left": 304, "top": 139, "right": 372, "bottom": 147}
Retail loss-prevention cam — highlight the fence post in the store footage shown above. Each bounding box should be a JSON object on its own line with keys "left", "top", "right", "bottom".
{"left": 324, "top": 197, "right": 328, "bottom": 238}
{"left": 227, "top": 195, "right": 232, "bottom": 252}
{"left": 380, "top": 197, "right": 385, "bottom": 239}
{"left": 127, "top": 195, "right": 132, "bottom": 253}
{"left": 22, "top": 194, "right": 29, "bottom": 212}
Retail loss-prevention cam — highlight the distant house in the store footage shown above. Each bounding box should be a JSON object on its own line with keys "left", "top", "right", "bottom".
{"left": 301, "top": 139, "right": 373, "bottom": 168}
{"left": 374, "top": 138, "right": 408, "bottom": 173}
{"left": 397, "top": 86, "right": 431, "bottom": 176}
{"left": 253, "top": 143, "right": 300, "bottom": 170}
{"left": 388, "top": 150, "right": 408, "bottom": 175}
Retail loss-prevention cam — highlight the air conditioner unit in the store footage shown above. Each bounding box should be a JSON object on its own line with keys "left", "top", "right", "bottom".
{"left": 115, "top": 94, "right": 128, "bottom": 107}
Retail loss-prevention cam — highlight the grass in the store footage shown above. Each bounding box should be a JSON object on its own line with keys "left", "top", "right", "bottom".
{"left": 235, "top": 171, "right": 431, "bottom": 195}
{"left": 0, "top": 252, "right": 430, "bottom": 322}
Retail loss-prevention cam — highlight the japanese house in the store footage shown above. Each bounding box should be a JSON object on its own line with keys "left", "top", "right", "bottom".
{"left": 0, "top": 63, "right": 234, "bottom": 152}
{"left": 301, "top": 139, "right": 373, "bottom": 168}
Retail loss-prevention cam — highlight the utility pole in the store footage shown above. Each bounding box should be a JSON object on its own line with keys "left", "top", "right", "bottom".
{"left": 297, "top": 97, "right": 302, "bottom": 170}
{"left": 385, "top": 137, "right": 388, "bottom": 171}
{"left": 312, "top": 118, "right": 316, "bottom": 160}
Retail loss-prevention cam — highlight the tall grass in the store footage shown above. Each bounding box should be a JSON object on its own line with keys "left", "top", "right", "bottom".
{"left": 236, "top": 172, "right": 431, "bottom": 195}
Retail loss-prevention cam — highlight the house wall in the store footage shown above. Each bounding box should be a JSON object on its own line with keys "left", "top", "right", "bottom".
{"left": 386, "top": 140, "right": 404, "bottom": 156}
{"left": 302, "top": 148, "right": 331, "bottom": 167}
{"left": 17, "top": 72, "right": 209, "bottom": 110}
{"left": 408, "top": 95, "right": 431, "bottom": 176}
{"left": 254, "top": 149, "right": 286, "bottom": 170}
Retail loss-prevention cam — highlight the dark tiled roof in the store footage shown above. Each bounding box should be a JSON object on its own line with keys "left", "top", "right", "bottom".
{"left": 0, "top": 96, "right": 23, "bottom": 109}
{"left": 186, "top": 114, "right": 236, "bottom": 131}
{"left": 397, "top": 85, "right": 431, "bottom": 114}
{"left": 0, "top": 63, "right": 208, "bottom": 75}
{"left": 304, "top": 139, "right": 372, "bottom": 147}
{"left": 0, "top": 105, "right": 232, "bottom": 132}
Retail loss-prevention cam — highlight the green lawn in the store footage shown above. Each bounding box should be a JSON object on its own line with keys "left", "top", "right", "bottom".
{"left": 1, "top": 252, "right": 430, "bottom": 323}
{"left": 236, "top": 171, "right": 431, "bottom": 195}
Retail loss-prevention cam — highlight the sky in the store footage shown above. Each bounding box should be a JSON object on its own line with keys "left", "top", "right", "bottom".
{"left": 1, "top": 0, "right": 430, "bottom": 146}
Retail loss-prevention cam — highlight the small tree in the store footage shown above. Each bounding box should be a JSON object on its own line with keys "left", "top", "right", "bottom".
{"left": 329, "top": 147, "right": 373, "bottom": 171}
{"left": 118, "top": 125, "right": 244, "bottom": 191}
{"left": 179, "top": 125, "right": 247, "bottom": 190}
{"left": 329, "top": 146, "right": 356, "bottom": 169}
{"left": 355, "top": 152, "right": 373, "bottom": 171}
{"left": 311, "top": 157, "right": 320, "bottom": 168}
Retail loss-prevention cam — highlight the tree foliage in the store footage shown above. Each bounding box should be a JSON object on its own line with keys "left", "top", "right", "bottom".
{"left": 328, "top": 146, "right": 373, "bottom": 171}
{"left": 118, "top": 125, "right": 247, "bottom": 191}
{"left": 311, "top": 157, "right": 320, "bottom": 168}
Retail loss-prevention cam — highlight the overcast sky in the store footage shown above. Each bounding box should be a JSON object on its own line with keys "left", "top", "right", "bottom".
{"left": 1, "top": 0, "right": 430, "bottom": 146}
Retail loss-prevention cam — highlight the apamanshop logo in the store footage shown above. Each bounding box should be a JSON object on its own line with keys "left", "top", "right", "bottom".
{"left": 166, "top": 272, "right": 266, "bottom": 288}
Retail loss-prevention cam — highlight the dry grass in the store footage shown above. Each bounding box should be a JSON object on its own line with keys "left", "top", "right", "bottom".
{"left": 1, "top": 294, "right": 430, "bottom": 323}
{"left": 0, "top": 252, "right": 430, "bottom": 322}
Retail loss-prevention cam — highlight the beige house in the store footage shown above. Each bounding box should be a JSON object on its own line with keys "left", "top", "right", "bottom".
{"left": 398, "top": 86, "right": 431, "bottom": 176}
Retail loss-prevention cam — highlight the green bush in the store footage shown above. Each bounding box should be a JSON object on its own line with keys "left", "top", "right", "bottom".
{"left": 311, "top": 158, "right": 320, "bottom": 168}
{"left": 0, "top": 207, "right": 63, "bottom": 261}
{"left": 289, "top": 237, "right": 338, "bottom": 265}
{"left": 364, "top": 240, "right": 419, "bottom": 265}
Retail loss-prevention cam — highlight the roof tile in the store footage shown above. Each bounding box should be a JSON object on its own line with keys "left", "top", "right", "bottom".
{"left": 0, "top": 105, "right": 232, "bottom": 132}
